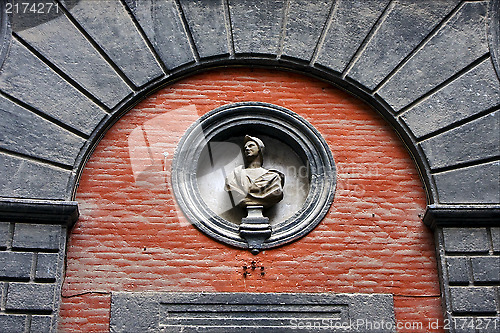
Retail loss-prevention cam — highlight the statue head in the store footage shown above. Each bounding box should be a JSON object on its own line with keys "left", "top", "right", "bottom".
{"left": 243, "top": 135, "right": 264, "bottom": 167}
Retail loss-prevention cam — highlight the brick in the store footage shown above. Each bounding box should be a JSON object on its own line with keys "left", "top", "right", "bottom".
{"left": 30, "top": 315, "right": 53, "bottom": 333}
{"left": 0, "top": 314, "right": 26, "bottom": 333}
{"left": 36, "top": 253, "right": 59, "bottom": 281}
{"left": 12, "top": 224, "right": 61, "bottom": 251}
{"left": 471, "top": 256, "right": 500, "bottom": 283}
{"left": 450, "top": 287, "right": 497, "bottom": 314}
{"left": 6, "top": 283, "right": 55, "bottom": 312}
{"left": 0, "top": 222, "right": 10, "bottom": 248}
{"left": 443, "top": 228, "right": 489, "bottom": 253}
{"left": 446, "top": 256, "right": 469, "bottom": 284}
{"left": 0, "top": 252, "right": 33, "bottom": 280}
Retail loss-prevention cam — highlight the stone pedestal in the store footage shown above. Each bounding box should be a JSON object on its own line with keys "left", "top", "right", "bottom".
{"left": 239, "top": 206, "right": 272, "bottom": 254}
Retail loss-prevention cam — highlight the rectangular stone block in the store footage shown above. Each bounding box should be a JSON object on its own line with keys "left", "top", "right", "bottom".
{"left": 111, "top": 292, "right": 395, "bottom": 332}
{"left": 30, "top": 315, "right": 53, "bottom": 333}
{"left": 446, "top": 256, "right": 469, "bottom": 284}
{"left": 471, "top": 256, "right": 500, "bottom": 283}
{"left": 0, "top": 222, "right": 10, "bottom": 248}
{"left": 443, "top": 228, "right": 489, "bottom": 253}
{"left": 12, "top": 224, "right": 61, "bottom": 251}
{"left": 0, "top": 314, "right": 26, "bottom": 333}
{"left": 36, "top": 253, "right": 59, "bottom": 281}
{"left": 0, "top": 252, "right": 33, "bottom": 280}
{"left": 476, "top": 317, "right": 500, "bottom": 333}
{"left": 450, "top": 287, "right": 497, "bottom": 314}
{"left": 491, "top": 227, "right": 500, "bottom": 253}
{"left": 5, "top": 282, "right": 55, "bottom": 312}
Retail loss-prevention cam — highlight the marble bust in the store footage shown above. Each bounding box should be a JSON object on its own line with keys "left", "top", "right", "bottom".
{"left": 224, "top": 135, "right": 285, "bottom": 209}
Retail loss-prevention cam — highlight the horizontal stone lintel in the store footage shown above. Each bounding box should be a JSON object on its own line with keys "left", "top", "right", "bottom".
{"left": 423, "top": 204, "right": 500, "bottom": 229}
{"left": 0, "top": 198, "right": 78, "bottom": 226}
{"left": 111, "top": 292, "right": 395, "bottom": 333}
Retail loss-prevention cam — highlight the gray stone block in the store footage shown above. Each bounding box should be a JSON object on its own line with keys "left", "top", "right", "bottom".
{"left": 126, "top": 0, "right": 194, "bottom": 70}
{"left": 0, "top": 39, "right": 107, "bottom": 136}
{"left": 402, "top": 58, "right": 500, "bottom": 139}
{"left": 15, "top": 8, "right": 132, "bottom": 109}
{"left": 30, "top": 315, "right": 53, "bottom": 333}
{"left": 434, "top": 161, "right": 500, "bottom": 204}
{"left": 0, "top": 252, "right": 33, "bottom": 280}
{"left": 229, "top": 0, "right": 285, "bottom": 55}
{"left": 348, "top": 0, "right": 460, "bottom": 90}
{"left": 450, "top": 287, "right": 497, "bottom": 314}
{"left": 316, "top": 0, "right": 390, "bottom": 73}
{"left": 111, "top": 292, "right": 395, "bottom": 332}
{"left": 0, "top": 95, "right": 86, "bottom": 167}
{"left": 446, "top": 256, "right": 470, "bottom": 284}
{"left": 60, "top": 0, "right": 163, "bottom": 87}
{"left": 281, "top": 0, "right": 331, "bottom": 61}
{"left": 0, "top": 153, "right": 71, "bottom": 200}
{"left": 35, "top": 253, "right": 59, "bottom": 281}
{"left": 476, "top": 317, "right": 500, "bottom": 333}
{"left": 420, "top": 111, "right": 499, "bottom": 170}
{"left": 471, "top": 256, "right": 500, "bottom": 283}
{"left": 0, "top": 222, "right": 10, "bottom": 248}
{"left": 5, "top": 282, "right": 55, "bottom": 312}
{"left": 12, "top": 224, "right": 61, "bottom": 251}
{"left": 443, "top": 228, "right": 489, "bottom": 253}
{"left": 452, "top": 318, "right": 479, "bottom": 333}
{"left": 491, "top": 228, "right": 500, "bottom": 253}
{"left": 0, "top": 314, "right": 26, "bottom": 333}
{"left": 179, "top": 0, "right": 228, "bottom": 59}
{"left": 378, "top": 1, "right": 489, "bottom": 111}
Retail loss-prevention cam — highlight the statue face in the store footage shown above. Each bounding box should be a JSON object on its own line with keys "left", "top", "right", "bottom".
{"left": 244, "top": 140, "right": 260, "bottom": 158}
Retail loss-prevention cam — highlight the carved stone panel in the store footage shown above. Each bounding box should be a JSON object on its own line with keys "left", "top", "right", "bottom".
{"left": 111, "top": 292, "right": 395, "bottom": 332}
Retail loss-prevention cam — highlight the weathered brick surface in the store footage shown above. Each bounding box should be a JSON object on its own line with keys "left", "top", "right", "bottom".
{"left": 59, "top": 68, "right": 443, "bottom": 332}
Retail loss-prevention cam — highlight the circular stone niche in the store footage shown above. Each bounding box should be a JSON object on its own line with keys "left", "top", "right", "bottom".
{"left": 171, "top": 102, "right": 336, "bottom": 250}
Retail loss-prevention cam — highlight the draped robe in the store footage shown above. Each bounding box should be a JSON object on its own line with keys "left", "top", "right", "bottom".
{"left": 225, "top": 166, "right": 284, "bottom": 208}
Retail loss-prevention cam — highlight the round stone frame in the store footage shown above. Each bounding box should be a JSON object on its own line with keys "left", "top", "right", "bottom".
{"left": 171, "top": 102, "right": 336, "bottom": 250}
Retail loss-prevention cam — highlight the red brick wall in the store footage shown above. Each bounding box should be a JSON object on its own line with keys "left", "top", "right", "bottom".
{"left": 59, "top": 68, "right": 443, "bottom": 332}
